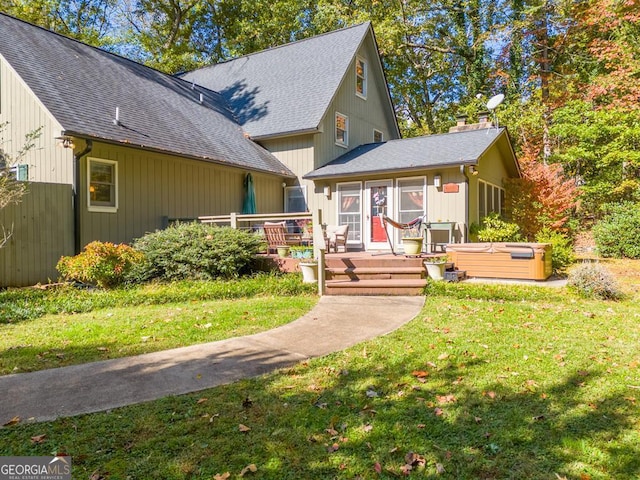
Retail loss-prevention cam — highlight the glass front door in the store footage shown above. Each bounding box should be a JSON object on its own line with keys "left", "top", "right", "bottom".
{"left": 365, "top": 180, "right": 393, "bottom": 251}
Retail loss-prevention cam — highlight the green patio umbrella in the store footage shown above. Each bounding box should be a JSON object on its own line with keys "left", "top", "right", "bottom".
{"left": 242, "top": 172, "right": 257, "bottom": 214}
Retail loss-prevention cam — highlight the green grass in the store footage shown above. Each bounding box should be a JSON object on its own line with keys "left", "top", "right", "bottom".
{"left": 1, "top": 277, "right": 639, "bottom": 479}
{"left": 0, "top": 275, "right": 316, "bottom": 374}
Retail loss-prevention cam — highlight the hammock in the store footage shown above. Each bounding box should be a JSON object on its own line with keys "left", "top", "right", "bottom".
{"left": 380, "top": 215, "right": 425, "bottom": 255}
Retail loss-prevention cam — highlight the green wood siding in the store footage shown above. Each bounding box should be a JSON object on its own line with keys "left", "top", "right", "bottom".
{"left": 0, "top": 183, "right": 74, "bottom": 287}
{"left": 315, "top": 34, "right": 399, "bottom": 170}
{"left": 0, "top": 56, "right": 73, "bottom": 184}
{"left": 79, "top": 141, "right": 284, "bottom": 246}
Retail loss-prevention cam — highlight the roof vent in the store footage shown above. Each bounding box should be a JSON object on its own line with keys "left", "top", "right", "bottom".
{"left": 113, "top": 106, "right": 121, "bottom": 126}
{"left": 199, "top": 93, "right": 204, "bottom": 104}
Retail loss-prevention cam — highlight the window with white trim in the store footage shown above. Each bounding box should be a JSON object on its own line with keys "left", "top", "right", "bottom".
{"left": 88, "top": 157, "right": 118, "bottom": 212}
{"left": 478, "top": 180, "right": 504, "bottom": 220}
{"left": 373, "top": 129, "right": 383, "bottom": 143}
{"left": 284, "top": 185, "right": 307, "bottom": 213}
{"left": 335, "top": 112, "right": 348, "bottom": 147}
{"left": 337, "top": 182, "right": 361, "bottom": 243}
{"left": 356, "top": 57, "right": 367, "bottom": 98}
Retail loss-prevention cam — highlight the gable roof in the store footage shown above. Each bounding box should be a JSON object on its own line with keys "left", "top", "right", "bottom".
{"left": 304, "top": 127, "right": 519, "bottom": 179}
{"left": 180, "top": 23, "right": 377, "bottom": 140}
{"left": 0, "top": 13, "right": 293, "bottom": 177}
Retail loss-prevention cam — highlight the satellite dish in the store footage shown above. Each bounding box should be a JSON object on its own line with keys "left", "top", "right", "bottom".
{"left": 486, "top": 93, "right": 505, "bottom": 111}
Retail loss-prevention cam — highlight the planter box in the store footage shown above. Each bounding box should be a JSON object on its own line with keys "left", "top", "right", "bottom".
{"left": 445, "top": 243, "right": 552, "bottom": 280}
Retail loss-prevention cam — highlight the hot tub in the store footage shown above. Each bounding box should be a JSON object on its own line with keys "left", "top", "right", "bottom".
{"left": 445, "top": 243, "right": 553, "bottom": 280}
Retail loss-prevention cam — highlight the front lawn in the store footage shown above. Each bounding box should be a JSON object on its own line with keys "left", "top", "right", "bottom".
{"left": 0, "top": 275, "right": 317, "bottom": 375}
{"left": 1, "top": 271, "right": 638, "bottom": 479}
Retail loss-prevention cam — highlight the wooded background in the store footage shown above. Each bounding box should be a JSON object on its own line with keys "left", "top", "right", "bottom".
{"left": 2, "top": 0, "right": 638, "bottom": 232}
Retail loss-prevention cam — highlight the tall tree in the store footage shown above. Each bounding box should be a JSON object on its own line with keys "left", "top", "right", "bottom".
{"left": 1, "top": 0, "right": 117, "bottom": 46}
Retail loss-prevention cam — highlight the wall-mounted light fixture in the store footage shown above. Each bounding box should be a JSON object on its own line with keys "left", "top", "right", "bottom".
{"left": 469, "top": 165, "right": 479, "bottom": 175}
{"left": 323, "top": 185, "right": 332, "bottom": 199}
{"left": 281, "top": 182, "right": 287, "bottom": 188}
{"left": 434, "top": 174, "right": 442, "bottom": 188}
{"left": 56, "top": 136, "right": 75, "bottom": 149}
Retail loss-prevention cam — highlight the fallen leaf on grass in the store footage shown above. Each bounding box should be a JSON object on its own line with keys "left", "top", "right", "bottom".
{"left": 96, "top": 347, "right": 109, "bottom": 352}
{"left": 239, "top": 424, "right": 251, "bottom": 432}
{"left": 30, "top": 434, "right": 46, "bottom": 444}
{"left": 327, "top": 442, "right": 340, "bottom": 453}
{"left": 3, "top": 416, "right": 20, "bottom": 426}
{"left": 214, "top": 473, "right": 231, "bottom": 480}
{"left": 239, "top": 464, "right": 257, "bottom": 476}
{"left": 197, "top": 398, "right": 208, "bottom": 404}
{"left": 434, "top": 408, "right": 444, "bottom": 416}
{"left": 412, "top": 370, "right": 429, "bottom": 378}
{"left": 374, "top": 462, "right": 382, "bottom": 473}
{"left": 436, "top": 394, "right": 456, "bottom": 404}
{"left": 435, "top": 463, "right": 446, "bottom": 474}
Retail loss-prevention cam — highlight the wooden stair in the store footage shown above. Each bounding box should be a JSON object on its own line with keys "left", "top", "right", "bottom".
{"left": 324, "top": 254, "right": 428, "bottom": 296}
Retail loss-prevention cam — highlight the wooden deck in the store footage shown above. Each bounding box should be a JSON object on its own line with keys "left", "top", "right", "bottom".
{"left": 257, "top": 250, "right": 450, "bottom": 296}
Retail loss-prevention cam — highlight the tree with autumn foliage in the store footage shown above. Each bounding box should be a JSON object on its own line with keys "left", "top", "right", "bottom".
{"left": 505, "top": 141, "right": 579, "bottom": 240}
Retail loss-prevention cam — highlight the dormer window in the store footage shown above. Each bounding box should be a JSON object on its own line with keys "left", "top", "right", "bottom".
{"left": 356, "top": 57, "right": 367, "bottom": 99}
{"left": 336, "top": 112, "right": 348, "bottom": 147}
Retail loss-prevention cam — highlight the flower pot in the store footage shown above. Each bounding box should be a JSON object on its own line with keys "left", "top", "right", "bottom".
{"left": 424, "top": 261, "right": 446, "bottom": 281}
{"left": 299, "top": 262, "right": 318, "bottom": 283}
{"left": 402, "top": 237, "right": 424, "bottom": 255}
{"left": 277, "top": 246, "right": 290, "bottom": 258}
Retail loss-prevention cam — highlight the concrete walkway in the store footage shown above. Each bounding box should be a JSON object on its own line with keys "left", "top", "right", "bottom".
{"left": 0, "top": 296, "right": 425, "bottom": 424}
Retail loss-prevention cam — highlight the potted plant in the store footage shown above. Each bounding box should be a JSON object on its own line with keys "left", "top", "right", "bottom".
{"left": 424, "top": 255, "right": 447, "bottom": 281}
{"left": 290, "top": 245, "right": 314, "bottom": 259}
{"left": 402, "top": 226, "right": 424, "bottom": 256}
{"left": 299, "top": 258, "right": 318, "bottom": 283}
{"left": 277, "top": 245, "right": 290, "bottom": 258}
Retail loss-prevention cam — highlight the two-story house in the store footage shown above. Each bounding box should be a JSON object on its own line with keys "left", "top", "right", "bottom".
{"left": 0, "top": 13, "right": 518, "bottom": 286}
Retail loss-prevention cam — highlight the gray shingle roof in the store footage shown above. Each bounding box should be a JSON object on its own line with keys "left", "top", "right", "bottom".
{"left": 180, "top": 23, "right": 372, "bottom": 139}
{"left": 304, "top": 127, "right": 513, "bottom": 179}
{"left": 0, "top": 13, "right": 292, "bottom": 176}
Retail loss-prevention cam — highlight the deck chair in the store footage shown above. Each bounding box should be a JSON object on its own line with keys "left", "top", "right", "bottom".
{"left": 263, "top": 221, "right": 302, "bottom": 254}
{"left": 324, "top": 224, "right": 349, "bottom": 253}
{"left": 380, "top": 215, "right": 425, "bottom": 255}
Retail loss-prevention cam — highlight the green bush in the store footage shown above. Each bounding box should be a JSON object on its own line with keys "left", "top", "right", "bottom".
{"left": 477, "top": 213, "right": 522, "bottom": 242}
{"left": 57, "top": 241, "right": 145, "bottom": 288}
{"left": 535, "top": 227, "right": 575, "bottom": 274}
{"left": 130, "top": 223, "right": 266, "bottom": 282}
{"left": 592, "top": 202, "right": 640, "bottom": 258}
{"left": 567, "top": 262, "right": 623, "bottom": 300}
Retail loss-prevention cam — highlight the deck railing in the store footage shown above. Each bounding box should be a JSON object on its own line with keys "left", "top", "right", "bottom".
{"left": 198, "top": 212, "right": 313, "bottom": 232}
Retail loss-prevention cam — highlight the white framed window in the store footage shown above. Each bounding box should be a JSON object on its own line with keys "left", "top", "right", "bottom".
{"left": 335, "top": 112, "right": 348, "bottom": 148}
{"left": 88, "top": 157, "right": 118, "bottom": 212}
{"left": 397, "top": 177, "right": 426, "bottom": 243}
{"left": 373, "top": 129, "right": 383, "bottom": 143}
{"left": 478, "top": 179, "right": 504, "bottom": 220}
{"left": 284, "top": 185, "right": 307, "bottom": 213}
{"left": 337, "top": 182, "right": 362, "bottom": 243}
{"left": 356, "top": 57, "right": 367, "bottom": 99}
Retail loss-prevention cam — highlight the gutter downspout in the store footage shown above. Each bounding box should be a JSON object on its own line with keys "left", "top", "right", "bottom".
{"left": 460, "top": 164, "right": 469, "bottom": 243}
{"left": 73, "top": 139, "right": 92, "bottom": 254}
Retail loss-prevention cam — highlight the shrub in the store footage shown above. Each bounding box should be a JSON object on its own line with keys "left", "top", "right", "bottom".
{"left": 477, "top": 213, "right": 522, "bottom": 242}
{"left": 567, "top": 262, "right": 623, "bottom": 300}
{"left": 130, "top": 223, "right": 266, "bottom": 282}
{"left": 592, "top": 202, "right": 640, "bottom": 258}
{"left": 535, "top": 227, "right": 576, "bottom": 274}
{"left": 57, "top": 241, "right": 145, "bottom": 288}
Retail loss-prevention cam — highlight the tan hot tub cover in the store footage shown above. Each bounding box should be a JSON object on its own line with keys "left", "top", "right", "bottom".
{"left": 446, "top": 243, "right": 553, "bottom": 280}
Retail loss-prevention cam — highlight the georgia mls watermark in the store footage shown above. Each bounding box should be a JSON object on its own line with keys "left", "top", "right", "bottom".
{"left": 0, "top": 456, "right": 71, "bottom": 480}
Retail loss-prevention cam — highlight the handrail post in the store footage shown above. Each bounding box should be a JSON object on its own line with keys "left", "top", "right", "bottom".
{"left": 230, "top": 212, "right": 237, "bottom": 229}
